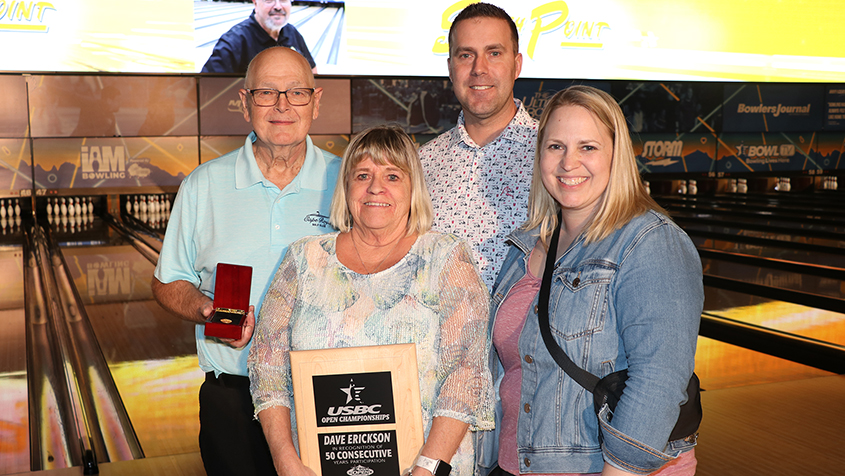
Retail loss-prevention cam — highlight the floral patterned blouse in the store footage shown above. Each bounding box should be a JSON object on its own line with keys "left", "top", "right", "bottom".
{"left": 249, "top": 231, "right": 494, "bottom": 476}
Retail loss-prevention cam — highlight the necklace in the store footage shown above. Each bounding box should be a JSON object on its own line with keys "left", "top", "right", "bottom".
{"left": 351, "top": 232, "right": 402, "bottom": 275}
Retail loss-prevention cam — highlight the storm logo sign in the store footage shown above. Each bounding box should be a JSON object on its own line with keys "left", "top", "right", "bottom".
{"left": 80, "top": 146, "right": 127, "bottom": 180}
{"left": 313, "top": 372, "right": 396, "bottom": 427}
{"left": 642, "top": 140, "right": 683, "bottom": 167}
{"left": 0, "top": 1, "right": 55, "bottom": 32}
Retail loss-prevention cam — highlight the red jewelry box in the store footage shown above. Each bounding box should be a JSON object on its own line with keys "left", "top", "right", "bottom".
{"left": 204, "top": 263, "right": 252, "bottom": 340}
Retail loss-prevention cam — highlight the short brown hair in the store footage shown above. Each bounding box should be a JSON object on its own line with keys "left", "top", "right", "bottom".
{"left": 448, "top": 2, "right": 519, "bottom": 56}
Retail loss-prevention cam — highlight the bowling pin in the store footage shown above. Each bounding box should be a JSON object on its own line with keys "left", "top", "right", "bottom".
{"left": 60, "top": 197, "right": 68, "bottom": 216}
{"left": 0, "top": 200, "right": 5, "bottom": 219}
{"left": 140, "top": 196, "right": 148, "bottom": 214}
{"left": 14, "top": 198, "right": 20, "bottom": 217}
{"left": 126, "top": 196, "right": 133, "bottom": 214}
{"left": 74, "top": 197, "right": 81, "bottom": 216}
{"left": 688, "top": 180, "right": 698, "bottom": 195}
{"left": 679, "top": 180, "right": 687, "bottom": 195}
{"left": 46, "top": 198, "right": 53, "bottom": 216}
{"left": 88, "top": 197, "right": 94, "bottom": 214}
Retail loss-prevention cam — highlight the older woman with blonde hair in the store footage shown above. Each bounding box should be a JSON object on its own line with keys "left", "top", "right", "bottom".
{"left": 480, "top": 86, "right": 702, "bottom": 476}
{"left": 249, "top": 125, "right": 493, "bottom": 476}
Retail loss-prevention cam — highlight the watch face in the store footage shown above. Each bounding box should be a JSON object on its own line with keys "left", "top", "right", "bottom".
{"left": 434, "top": 461, "right": 451, "bottom": 476}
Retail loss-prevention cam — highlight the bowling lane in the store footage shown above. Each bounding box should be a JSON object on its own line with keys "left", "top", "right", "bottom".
{"left": 56, "top": 215, "right": 204, "bottom": 459}
{"left": 703, "top": 283, "right": 845, "bottom": 347}
{"left": 691, "top": 235, "right": 845, "bottom": 268}
{"left": 694, "top": 335, "right": 835, "bottom": 390}
{"left": 700, "top": 255, "right": 845, "bottom": 300}
{"left": 0, "top": 244, "right": 28, "bottom": 476}
{"left": 681, "top": 220, "right": 845, "bottom": 251}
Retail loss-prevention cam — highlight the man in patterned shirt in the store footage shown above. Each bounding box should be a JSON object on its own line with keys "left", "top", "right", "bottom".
{"left": 419, "top": 2, "right": 537, "bottom": 290}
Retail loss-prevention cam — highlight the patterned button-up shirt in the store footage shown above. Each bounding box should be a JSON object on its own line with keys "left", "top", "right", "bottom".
{"left": 420, "top": 100, "right": 538, "bottom": 290}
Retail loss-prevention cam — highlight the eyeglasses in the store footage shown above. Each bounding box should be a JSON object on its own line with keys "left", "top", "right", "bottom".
{"left": 245, "top": 88, "right": 315, "bottom": 107}
{"left": 260, "top": 0, "right": 291, "bottom": 5}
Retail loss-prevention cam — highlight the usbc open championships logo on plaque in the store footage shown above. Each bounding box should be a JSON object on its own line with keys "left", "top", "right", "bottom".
{"left": 313, "top": 372, "right": 397, "bottom": 427}
{"left": 313, "top": 372, "right": 400, "bottom": 475}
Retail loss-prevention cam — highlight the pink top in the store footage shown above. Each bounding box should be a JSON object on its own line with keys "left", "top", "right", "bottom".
{"left": 492, "top": 263, "right": 541, "bottom": 475}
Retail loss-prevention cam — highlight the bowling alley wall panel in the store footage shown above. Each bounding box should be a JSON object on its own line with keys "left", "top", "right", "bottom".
{"left": 0, "top": 74, "right": 353, "bottom": 199}
{"left": 0, "top": 71, "right": 843, "bottom": 201}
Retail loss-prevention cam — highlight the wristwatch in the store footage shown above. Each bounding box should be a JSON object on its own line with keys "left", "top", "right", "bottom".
{"left": 414, "top": 455, "right": 451, "bottom": 476}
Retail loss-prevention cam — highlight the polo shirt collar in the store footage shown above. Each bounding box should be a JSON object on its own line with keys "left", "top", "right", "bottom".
{"left": 235, "top": 132, "right": 328, "bottom": 191}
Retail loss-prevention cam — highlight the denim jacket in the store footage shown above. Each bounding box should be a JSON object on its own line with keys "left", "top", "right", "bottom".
{"left": 477, "top": 210, "right": 703, "bottom": 475}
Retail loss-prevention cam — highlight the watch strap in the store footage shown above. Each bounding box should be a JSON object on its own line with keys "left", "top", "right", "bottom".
{"left": 414, "top": 455, "right": 451, "bottom": 476}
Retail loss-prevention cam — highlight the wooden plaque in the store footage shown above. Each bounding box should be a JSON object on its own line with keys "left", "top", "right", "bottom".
{"left": 290, "top": 343, "right": 424, "bottom": 476}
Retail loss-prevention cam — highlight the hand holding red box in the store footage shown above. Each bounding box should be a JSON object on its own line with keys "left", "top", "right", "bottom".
{"left": 205, "top": 263, "right": 253, "bottom": 340}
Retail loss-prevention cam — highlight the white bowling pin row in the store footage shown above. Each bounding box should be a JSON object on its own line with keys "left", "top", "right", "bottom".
{"left": 775, "top": 178, "right": 792, "bottom": 192}
{"left": 0, "top": 215, "right": 22, "bottom": 234}
{"left": 822, "top": 176, "right": 839, "bottom": 190}
{"left": 48, "top": 212, "right": 95, "bottom": 233}
{"left": 728, "top": 178, "right": 748, "bottom": 193}
{"left": 134, "top": 209, "right": 170, "bottom": 229}
{"left": 46, "top": 197, "right": 95, "bottom": 217}
{"left": 0, "top": 198, "right": 22, "bottom": 219}
{"left": 126, "top": 194, "right": 172, "bottom": 215}
{"left": 677, "top": 180, "right": 698, "bottom": 195}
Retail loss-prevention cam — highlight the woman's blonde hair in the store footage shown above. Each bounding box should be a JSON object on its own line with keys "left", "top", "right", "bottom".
{"left": 525, "top": 85, "right": 667, "bottom": 244}
{"left": 330, "top": 124, "right": 433, "bottom": 235}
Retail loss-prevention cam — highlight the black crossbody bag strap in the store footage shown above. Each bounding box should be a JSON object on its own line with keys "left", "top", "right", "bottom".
{"left": 537, "top": 211, "right": 600, "bottom": 392}
{"left": 536, "top": 212, "right": 702, "bottom": 442}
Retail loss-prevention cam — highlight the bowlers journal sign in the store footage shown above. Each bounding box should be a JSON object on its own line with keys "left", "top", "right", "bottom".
{"left": 290, "top": 344, "right": 424, "bottom": 476}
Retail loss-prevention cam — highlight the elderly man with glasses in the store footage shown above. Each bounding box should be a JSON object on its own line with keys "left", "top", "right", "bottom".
{"left": 153, "top": 46, "right": 339, "bottom": 476}
{"left": 202, "top": 0, "right": 317, "bottom": 74}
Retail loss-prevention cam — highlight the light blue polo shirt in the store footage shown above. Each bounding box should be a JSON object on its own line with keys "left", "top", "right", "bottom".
{"left": 155, "top": 132, "right": 340, "bottom": 376}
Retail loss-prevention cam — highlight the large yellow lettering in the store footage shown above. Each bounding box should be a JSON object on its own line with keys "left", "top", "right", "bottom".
{"left": 0, "top": 1, "right": 54, "bottom": 22}
{"left": 528, "top": 1, "right": 568, "bottom": 59}
{"left": 15, "top": 0, "right": 31, "bottom": 20}
{"left": 432, "top": 0, "right": 475, "bottom": 55}
{"left": 36, "top": 2, "right": 54, "bottom": 21}
{"left": 563, "top": 20, "right": 574, "bottom": 37}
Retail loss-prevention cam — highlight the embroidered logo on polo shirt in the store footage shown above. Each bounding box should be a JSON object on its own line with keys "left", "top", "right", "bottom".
{"left": 304, "top": 211, "right": 330, "bottom": 228}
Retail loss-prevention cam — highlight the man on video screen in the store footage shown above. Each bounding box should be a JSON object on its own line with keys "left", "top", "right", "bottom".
{"left": 202, "top": 0, "right": 317, "bottom": 74}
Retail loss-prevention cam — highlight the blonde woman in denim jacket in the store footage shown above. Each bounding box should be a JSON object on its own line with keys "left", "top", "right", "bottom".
{"left": 478, "top": 86, "right": 703, "bottom": 476}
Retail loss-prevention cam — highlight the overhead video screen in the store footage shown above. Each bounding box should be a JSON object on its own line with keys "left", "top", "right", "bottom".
{"left": 1, "top": 0, "right": 843, "bottom": 82}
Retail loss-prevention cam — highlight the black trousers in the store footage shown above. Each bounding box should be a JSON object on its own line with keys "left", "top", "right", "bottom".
{"left": 199, "top": 372, "right": 276, "bottom": 476}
